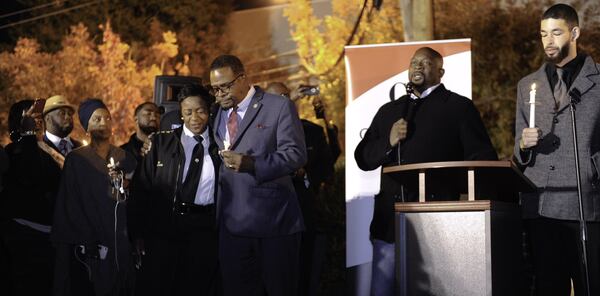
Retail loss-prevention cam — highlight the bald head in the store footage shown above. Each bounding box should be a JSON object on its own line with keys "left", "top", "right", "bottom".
{"left": 266, "top": 82, "right": 291, "bottom": 98}
{"left": 415, "top": 47, "right": 443, "bottom": 66}
{"left": 409, "top": 47, "right": 445, "bottom": 93}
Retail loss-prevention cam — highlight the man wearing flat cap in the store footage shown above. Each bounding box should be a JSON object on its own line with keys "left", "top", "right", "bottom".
{"left": 129, "top": 84, "right": 221, "bottom": 296}
{"left": 2, "top": 95, "right": 82, "bottom": 295}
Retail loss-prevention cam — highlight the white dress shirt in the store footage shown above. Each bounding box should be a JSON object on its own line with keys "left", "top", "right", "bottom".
{"left": 45, "top": 130, "right": 73, "bottom": 152}
{"left": 410, "top": 83, "right": 441, "bottom": 100}
{"left": 181, "top": 125, "right": 215, "bottom": 205}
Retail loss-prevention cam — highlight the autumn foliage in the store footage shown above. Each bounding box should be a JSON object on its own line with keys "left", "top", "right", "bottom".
{"left": 284, "top": 0, "right": 404, "bottom": 146}
{"left": 0, "top": 22, "right": 179, "bottom": 145}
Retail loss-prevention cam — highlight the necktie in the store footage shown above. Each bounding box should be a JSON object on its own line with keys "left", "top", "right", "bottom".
{"left": 58, "top": 139, "right": 70, "bottom": 156}
{"left": 227, "top": 107, "right": 239, "bottom": 142}
{"left": 180, "top": 135, "right": 204, "bottom": 203}
{"left": 554, "top": 68, "right": 568, "bottom": 109}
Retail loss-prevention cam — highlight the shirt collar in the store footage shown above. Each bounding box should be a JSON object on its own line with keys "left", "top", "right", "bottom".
{"left": 410, "top": 83, "right": 441, "bottom": 100}
{"left": 235, "top": 86, "right": 255, "bottom": 112}
{"left": 182, "top": 124, "right": 209, "bottom": 145}
{"left": 45, "top": 130, "right": 71, "bottom": 147}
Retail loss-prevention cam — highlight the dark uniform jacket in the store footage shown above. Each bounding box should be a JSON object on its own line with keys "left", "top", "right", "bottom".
{"left": 354, "top": 84, "right": 497, "bottom": 242}
{"left": 128, "top": 127, "right": 220, "bottom": 241}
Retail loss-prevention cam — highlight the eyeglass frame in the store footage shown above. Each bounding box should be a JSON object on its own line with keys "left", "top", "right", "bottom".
{"left": 210, "top": 73, "right": 244, "bottom": 95}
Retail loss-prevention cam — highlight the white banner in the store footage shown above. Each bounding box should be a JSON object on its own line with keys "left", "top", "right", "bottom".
{"left": 345, "top": 39, "right": 472, "bottom": 267}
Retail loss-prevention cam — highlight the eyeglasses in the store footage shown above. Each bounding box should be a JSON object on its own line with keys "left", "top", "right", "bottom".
{"left": 211, "top": 74, "right": 243, "bottom": 95}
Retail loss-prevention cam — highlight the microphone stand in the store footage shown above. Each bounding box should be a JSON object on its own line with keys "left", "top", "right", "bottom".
{"left": 568, "top": 89, "right": 591, "bottom": 296}
{"left": 396, "top": 82, "right": 416, "bottom": 202}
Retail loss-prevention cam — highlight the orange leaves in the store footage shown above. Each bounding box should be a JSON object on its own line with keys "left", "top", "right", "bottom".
{"left": 0, "top": 21, "right": 181, "bottom": 145}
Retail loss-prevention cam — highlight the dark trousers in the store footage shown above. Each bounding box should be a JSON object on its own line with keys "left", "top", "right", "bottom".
{"left": 219, "top": 228, "right": 300, "bottom": 296}
{"left": 525, "top": 218, "right": 600, "bottom": 296}
{"left": 299, "top": 230, "right": 327, "bottom": 296}
{"left": 3, "top": 219, "right": 54, "bottom": 295}
{"left": 135, "top": 212, "right": 219, "bottom": 296}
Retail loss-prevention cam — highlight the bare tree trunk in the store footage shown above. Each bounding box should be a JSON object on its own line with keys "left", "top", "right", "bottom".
{"left": 400, "top": 0, "right": 434, "bottom": 41}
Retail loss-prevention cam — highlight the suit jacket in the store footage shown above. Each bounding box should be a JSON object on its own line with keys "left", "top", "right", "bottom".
{"left": 129, "top": 127, "right": 220, "bottom": 240}
{"left": 355, "top": 84, "right": 497, "bottom": 242}
{"left": 2, "top": 134, "right": 81, "bottom": 225}
{"left": 514, "top": 55, "right": 600, "bottom": 221}
{"left": 213, "top": 87, "right": 307, "bottom": 237}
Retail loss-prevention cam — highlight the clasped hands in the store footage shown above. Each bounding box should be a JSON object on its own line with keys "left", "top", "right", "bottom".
{"left": 220, "top": 150, "right": 255, "bottom": 172}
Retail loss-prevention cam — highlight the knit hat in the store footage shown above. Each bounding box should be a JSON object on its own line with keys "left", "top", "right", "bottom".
{"left": 78, "top": 98, "right": 107, "bottom": 131}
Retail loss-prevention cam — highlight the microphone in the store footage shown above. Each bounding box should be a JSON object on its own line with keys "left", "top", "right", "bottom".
{"left": 569, "top": 88, "right": 581, "bottom": 105}
{"left": 108, "top": 157, "right": 125, "bottom": 201}
{"left": 389, "top": 81, "right": 415, "bottom": 102}
{"left": 405, "top": 97, "right": 418, "bottom": 122}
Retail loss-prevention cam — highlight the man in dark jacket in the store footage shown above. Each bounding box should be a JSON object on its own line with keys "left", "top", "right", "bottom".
{"left": 121, "top": 102, "right": 160, "bottom": 163}
{"left": 2, "top": 96, "right": 81, "bottom": 295}
{"left": 129, "top": 85, "right": 221, "bottom": 296}
{"left": 354, "top": 47, "right": 497, "bottom": 296}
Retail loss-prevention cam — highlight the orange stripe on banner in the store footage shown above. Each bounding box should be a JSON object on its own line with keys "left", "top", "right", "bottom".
{"left": 345, "top": 41, "right": 471, "bottom": 104}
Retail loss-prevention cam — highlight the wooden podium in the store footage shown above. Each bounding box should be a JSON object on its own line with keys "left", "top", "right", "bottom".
{"left": 383, "top": 160, "right": 536, "bottom": 296}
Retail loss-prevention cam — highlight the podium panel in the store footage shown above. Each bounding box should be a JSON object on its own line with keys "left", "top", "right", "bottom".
{"left": 396, "top": 201, "right": 523, "bottom": 296}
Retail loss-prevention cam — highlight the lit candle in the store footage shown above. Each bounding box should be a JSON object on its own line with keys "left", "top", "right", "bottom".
{"left": 529, "top": 83, "right": 536, "bottom": 128}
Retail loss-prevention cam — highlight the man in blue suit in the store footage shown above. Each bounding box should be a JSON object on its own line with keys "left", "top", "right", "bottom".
{"left": 209, "top": 55, "right": 307, "bottom": 296}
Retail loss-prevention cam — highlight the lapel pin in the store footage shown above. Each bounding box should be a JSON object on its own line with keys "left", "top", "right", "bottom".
{"left": 253, "top": 103, "right": 258, "bottom": 108}
{"left": 194, "top": 158, "right": 200, "bottom": 163}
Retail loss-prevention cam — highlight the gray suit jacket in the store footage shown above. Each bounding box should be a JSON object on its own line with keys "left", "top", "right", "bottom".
{"left": 514, "top": 55, "right": 600, "bottom": 221}
{"left": 214, "top": 87, "right": 307, "bottom": 237}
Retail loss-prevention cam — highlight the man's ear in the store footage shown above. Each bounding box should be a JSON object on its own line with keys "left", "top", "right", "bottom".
{"left": 572, "top": 26, "right": 580, "bottom": 41}
{"left": 439, "top": 68, "right": 445, "bottom": 78}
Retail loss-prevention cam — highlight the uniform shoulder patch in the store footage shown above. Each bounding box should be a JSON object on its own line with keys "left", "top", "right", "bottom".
{"left": 150, "top": 130, "right": 173, "bottom": 137}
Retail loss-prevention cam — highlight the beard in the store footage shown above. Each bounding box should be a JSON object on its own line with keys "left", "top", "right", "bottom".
{"left": 58, "top": 123, "right": 74, "bottom": 136}
{"left": 139, "top": 124, "right": 158, "bottom": 135}
{"left": 545, "top": 42, "right": 570, "bottom": 65}
{"left": 49, "top": 117, "right": 73, "bottom": 137}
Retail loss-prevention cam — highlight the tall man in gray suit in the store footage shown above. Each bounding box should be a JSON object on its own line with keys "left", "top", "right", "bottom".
{"left": 209, "top": 55, "right": 307, "bottom": 296}
{"left": 514, "top": 4, "right": 600, "bottom": 295}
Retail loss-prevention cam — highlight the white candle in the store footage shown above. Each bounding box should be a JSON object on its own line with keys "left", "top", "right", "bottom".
{"left": 529, "top": 83, "right": 536, "bottom": 128}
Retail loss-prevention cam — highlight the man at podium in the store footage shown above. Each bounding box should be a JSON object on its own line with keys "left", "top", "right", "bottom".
{"left": 354, "top": 47, "right": 497, "bottom": 296}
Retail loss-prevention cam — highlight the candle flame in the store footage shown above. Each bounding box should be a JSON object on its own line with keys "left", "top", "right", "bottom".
{"left": 82, "top": 140, "right": 88, "bottom": 146}
{"left": 531, "top": 83, "right": 536, "bottom": 91}
{"left": 110, "top": 157, "right": 115, "bottom": 166}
